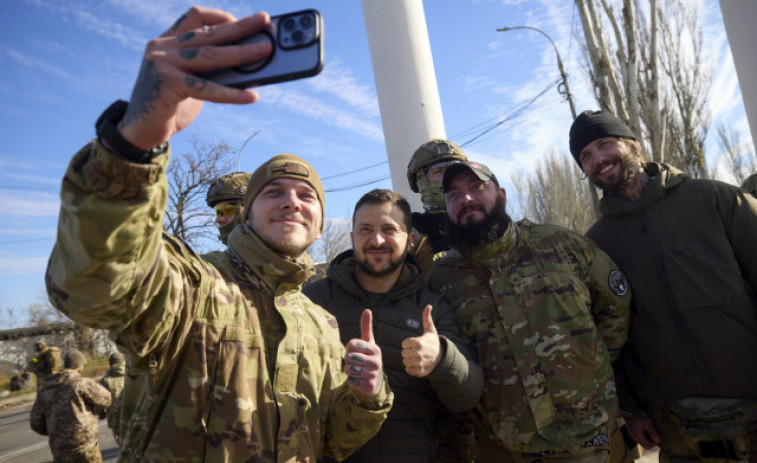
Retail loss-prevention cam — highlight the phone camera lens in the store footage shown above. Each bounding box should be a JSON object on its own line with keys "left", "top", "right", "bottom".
{"left": 282, "top": 18, "right": 295, "bottom": 30}
{"left": 292, "top": 30, "right": 304, "bottom": 43}
{"left": 300, "top": 15, "right": 313, "bottom": 28}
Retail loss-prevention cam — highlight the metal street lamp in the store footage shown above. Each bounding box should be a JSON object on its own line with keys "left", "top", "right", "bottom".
{"left": 497, "top": 25, "right": 578, "bottom": 119}
{"left": 497, "top": 25, "right": 601, "bottom": 218}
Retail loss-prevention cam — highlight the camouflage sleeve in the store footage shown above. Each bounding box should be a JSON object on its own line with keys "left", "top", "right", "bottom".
{"left": 424, "top": 293, "right": 483, "bottom": 413}
{"left": 585, "top": 246, "right": 631, "bottom": 361}
{"left": 322, "top": 374, "right": 393, "bottom": 461}
{"left": 45, "top": 141, "right": 202, "bottom": 358}
{"left": 30, "top": 394, "right": 47, "bottom": 435}
{"left": 80, "top": 378, "right": 113, "bottom": 415}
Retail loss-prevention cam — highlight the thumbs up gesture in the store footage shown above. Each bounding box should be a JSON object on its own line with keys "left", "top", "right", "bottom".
{"left": 344, "top": 309, "right": 384, "bottom": 397}
{"left": 401, "top": 305, "right": 442, "bottom": 377}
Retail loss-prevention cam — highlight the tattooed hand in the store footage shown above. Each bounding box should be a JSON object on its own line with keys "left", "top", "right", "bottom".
{"left": 344, "top": 309, "right": 384, "bottom": 397}
{"left": 118, "top": 7, "right": 273, "bottom": 150}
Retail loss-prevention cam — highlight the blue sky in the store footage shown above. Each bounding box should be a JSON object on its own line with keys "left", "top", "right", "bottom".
{"left": 0, "top": 0, "right": 751, "bottom": 325}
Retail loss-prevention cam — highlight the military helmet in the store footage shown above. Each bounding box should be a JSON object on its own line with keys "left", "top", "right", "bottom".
{"left": 206, "top": 172, "right": 253, "bottom": 207}
{"left": 407, "top": 139, "right": 468, "bottom": 192}
{"left": 34, "top": 340, "right": 46, "bottom": 351}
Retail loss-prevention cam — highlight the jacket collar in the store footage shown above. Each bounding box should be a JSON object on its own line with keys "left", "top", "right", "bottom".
{"left": 226, "top": 224, "right": 315, "bottom": 294}
{"left": 598, "top": 162, "right": 688, "bottom": 216}
{"left": 326, "top": 249, "right": 422, "bottom": 303}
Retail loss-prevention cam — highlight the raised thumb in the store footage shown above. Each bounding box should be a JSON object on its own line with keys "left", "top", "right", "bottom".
{"left": 360, "top": 309, "right": 374, "bottom": 343}
{"left": 422, "top": 304, "right": 437, "bottom": 335}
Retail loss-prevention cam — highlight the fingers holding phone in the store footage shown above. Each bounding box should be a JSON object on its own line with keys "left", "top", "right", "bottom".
{"left": 120, "top": 7, "right": 273, "bottom": 150}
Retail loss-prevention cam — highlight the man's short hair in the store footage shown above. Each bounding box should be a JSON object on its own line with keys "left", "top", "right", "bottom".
{"left": 64, "top": 349, "right": 86, "bottom": 370}
{"left": 352, "top": 189, "right": 413, "bottom": 232}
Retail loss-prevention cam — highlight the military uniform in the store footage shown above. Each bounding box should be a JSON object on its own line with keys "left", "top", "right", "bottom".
{"left": 206, "top": 172, "right": 252, "bottom": 244}
{"left": 46, "top": 141, "right": 392, "bottom": 462}
{"left": 31, "top": 369, "right": 111, "bottom": 463}
{"left": 99, "top": 353, "right": 125, "bottom": 444}
{"left": 29, "top": 342, "right": 61, "bottom": 387}
{"left": 427, "top": 219, "right": 631, "bottom": 461}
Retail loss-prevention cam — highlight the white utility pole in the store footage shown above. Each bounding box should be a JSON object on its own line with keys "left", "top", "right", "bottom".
{"left": 361, "top": 0, "right": 446, "bottom": 211}
{"left": 720, "top": 1, "right": 757, "bottom": 155}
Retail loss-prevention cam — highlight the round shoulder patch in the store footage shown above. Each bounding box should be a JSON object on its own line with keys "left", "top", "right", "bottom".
{"left": 608, "top": 270, "right": 628, "bottom": 297}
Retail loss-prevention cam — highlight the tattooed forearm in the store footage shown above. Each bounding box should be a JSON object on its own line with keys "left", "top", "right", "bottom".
{"left": 180, "top": 48, "right": 199, "bottom": 60}
{"left": 171, "top": 13, "right": 188, "bottom": 32}
{"left": 178, "top": 31, "right": 196, "bottom": 43}
{"left": 119, "top": 59, "right": 162, "bottom": 129}
{"left": 186, "top": 76, "right": 208, "bottom": 91}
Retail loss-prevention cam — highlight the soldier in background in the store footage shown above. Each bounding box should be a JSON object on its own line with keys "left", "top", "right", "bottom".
{"left": 99, "top": 353, "right": 125, "bottom": 445}
{"left": 31, "top": 349, "right": 111, "bottom": 463}
{"left": 28, "top": 340, "right": 61, "bottom": 388}
{"left": 9, "top": 371, "right": 34, "bottom": 391}
{"left": 427, "top": 160, "right": 632, "bottom": 462}
{"left": 206, "top": 171, "right": 252, "bottom": 245}
{"left": 406, "top": 139, "right": 467, "bottom": 274}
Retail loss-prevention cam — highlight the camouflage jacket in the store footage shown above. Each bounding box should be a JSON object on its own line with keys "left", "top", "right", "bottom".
{"left": 46, "top": 141, "right": 392, "bottom": 463}
{"left": 99, "top": 363, "right": 125, "bottom": 436}
{"left": 427, "top": 219, "right": 631, "bottom": 454}
{"left": 30, "top": 369, "right": 111, "bottom": 458}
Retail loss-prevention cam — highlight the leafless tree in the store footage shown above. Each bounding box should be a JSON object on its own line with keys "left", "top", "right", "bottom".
{"left": 307, "top": 218, "right": 352, "bottom": 280}
{"left": 717, "top": 123, "right": 757, "bottom": 184}
{"left": 511, "top": 149, "right": 597, "bottom": 234}
{"left": 575, "top": 0, "right": 712, "bottom": 177}
{"left": 164, "top": 136, "right": 236, "bottom": 250}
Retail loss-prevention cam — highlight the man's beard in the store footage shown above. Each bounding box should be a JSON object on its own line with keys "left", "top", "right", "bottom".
{"left": 591, "top": 148, "right": 640, "bottom": 195}
{"left": 445, "top": 195, "right": 510, "bottom": 249}
{"left": 355, "top": 247, "right": 405, "bottom": 278}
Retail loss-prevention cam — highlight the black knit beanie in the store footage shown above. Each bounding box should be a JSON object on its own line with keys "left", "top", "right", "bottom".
{"left": 569, "top": 110, "right": 637, "bottom": 166}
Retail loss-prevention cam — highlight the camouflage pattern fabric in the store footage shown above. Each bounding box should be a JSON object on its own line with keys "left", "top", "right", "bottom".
{"left": 99, "top": 355, "right": 125, "bottom": 443}
{"left": 648, "top": 398, "right": 757, "bottom": 462}
{"left": 427, "top": 219, "right": 631, "bottom": 455}
{"left": 741, "top": 172, "right": 757, "bottom": 198}
{"left": 30, "top": 370, "right": 111, "bottom": 462}
{"left": 45, "top": 141, "right": 392, "bottom": 463}
{"left": 29, "top": 346, "right": 61, "bottom": 386}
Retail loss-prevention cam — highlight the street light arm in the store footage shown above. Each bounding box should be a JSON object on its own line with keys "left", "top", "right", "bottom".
{"left": 497, "top": 25, "right": 577, "bottom": 119}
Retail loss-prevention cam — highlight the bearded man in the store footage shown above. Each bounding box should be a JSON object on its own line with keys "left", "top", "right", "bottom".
{"left": 571, "top": 109, "right": 757, "bottom": 462}
{"left": 304, "top": 188, "right": 483, "bottom": 463}
{"left": 426, "top": 160, "right": 632, "bottom": 463}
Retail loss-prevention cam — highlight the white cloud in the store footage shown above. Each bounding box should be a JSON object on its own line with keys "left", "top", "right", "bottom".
{"left": 307, "top": 59, "right": 380, "bottom": 116}
{"left": 0, "top": 49, "right": 72, "bottom": 80}
{"left": 0, "top": 256, "right": 50, "bottom": 275}
{"left": 0, "top": 190, "right": 60, "bottom": 218}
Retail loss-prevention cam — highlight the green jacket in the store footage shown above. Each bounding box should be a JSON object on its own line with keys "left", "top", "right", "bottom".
{"left": 46, "top": 141, "right": 392, "bottom": 463}
{"left": 427, "top": 219, "right": 630, "bottom": 454}
{"left": 304, "top": 251, "right": 483, "bottom": 462}
{"left": 586, "top": 162, "right": 757, "bottom": 410}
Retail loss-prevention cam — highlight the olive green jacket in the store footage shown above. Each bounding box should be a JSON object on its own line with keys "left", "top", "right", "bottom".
{"left": 427, "top": 219, "right": 630, "bottom": 454}
{"left": 587, "top": 162, "right": 757, "bottom": 411}
{"left": 46, "top": 141, "right": 392, "bottom": 463}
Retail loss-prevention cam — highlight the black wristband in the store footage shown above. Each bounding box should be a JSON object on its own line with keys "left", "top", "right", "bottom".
{"left": 95, "top": 100, "right": 168, "bottom": 163}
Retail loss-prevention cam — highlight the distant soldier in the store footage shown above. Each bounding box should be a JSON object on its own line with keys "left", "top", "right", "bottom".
{"left": 406, "top": 139, "right": 467, "bottom": 274}
{"left": 31, "top": 349, "right": 111, "bottom": 463}
{"left": 99, "top": 352, "right": 125, "bottom": 445}
{"left": 28, "top": 340, "right": 61, "bottom": 388}
{"left": 9, "top": 371, "right": 34, "bottom": 391}
{"left": 206, "top": 171, "right": 252, "bottom": 245}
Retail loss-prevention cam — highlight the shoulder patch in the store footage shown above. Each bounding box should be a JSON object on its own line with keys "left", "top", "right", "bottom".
{"left": 608, "top": 270, "right": 628, "bottom": 296}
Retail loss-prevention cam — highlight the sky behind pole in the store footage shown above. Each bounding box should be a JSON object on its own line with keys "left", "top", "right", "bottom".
{"left": 0, "top": 0, "right": 751, "bottom": 325}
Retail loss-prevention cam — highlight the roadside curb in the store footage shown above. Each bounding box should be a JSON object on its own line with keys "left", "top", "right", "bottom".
{"left": 0, "top": 391, "right": 36, "bottom": 409}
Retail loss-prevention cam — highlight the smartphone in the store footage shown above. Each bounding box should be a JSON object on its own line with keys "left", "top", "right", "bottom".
{"left": 201, "top": 9, "right": 324, "bottom": 88}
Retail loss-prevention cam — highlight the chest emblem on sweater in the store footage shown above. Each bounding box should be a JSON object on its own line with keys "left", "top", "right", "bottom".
{"left": 405, "top": 318, "right": 420, "bottom": 329}
{"left": 608, "top": 270, "right": 628, "bottom": 296}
